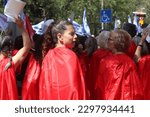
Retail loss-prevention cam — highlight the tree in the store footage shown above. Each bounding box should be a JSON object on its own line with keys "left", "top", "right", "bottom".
{"left": 0, "top": 0, "right": 150, "bottom": 34}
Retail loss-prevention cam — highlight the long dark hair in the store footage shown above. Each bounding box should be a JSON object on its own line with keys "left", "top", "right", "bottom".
{"left": 42, "top": 20, "right": 73, "bottom": 59}
{"left": 0, "top": 35, "right": 13, "bottom": 70}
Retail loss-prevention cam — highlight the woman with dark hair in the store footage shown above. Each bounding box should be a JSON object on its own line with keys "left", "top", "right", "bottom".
{"left": 95, "top": 29, "right": 143, "bottom": 100}
{"left": 0, "top": 18, "right": 31, "bottom": 100}
{"left": 21, "top": 34, "right": 43, "bottom": 100}
{"left": 39, "top": 21, "right": 86, "bottom": 100}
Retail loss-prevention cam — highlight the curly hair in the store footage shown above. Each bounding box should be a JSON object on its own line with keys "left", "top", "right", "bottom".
{"left": 109, "top": 29, "right": 132, "bottom": 53}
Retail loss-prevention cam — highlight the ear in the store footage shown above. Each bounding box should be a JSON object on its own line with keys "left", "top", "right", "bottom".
{"left": 57, "top": 33, "right": 63, "bottom": 41}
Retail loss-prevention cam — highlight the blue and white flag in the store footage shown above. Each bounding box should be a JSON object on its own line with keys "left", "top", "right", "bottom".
{"left": 32, "top": 21, "right": 45, "bottom": 35}
{"left": 3, "top": 0, "right": 7, "bottom": 6}
{"left": 133, "top": 15, "right": 142, "bottom": 34}
{"left": 128, "top": 15, "right": 132, "bottom": 23}
{"left": 82, "top": 7, "right": 91, "bottom": 37}
{"left": 114, "top": 16, "right": 121, "bottom": 30}
{"left": 0, "top": 13, "right": 8, "bottom": 31}
{"left": 68, "top": 18, "right": 84, "bottom": 36}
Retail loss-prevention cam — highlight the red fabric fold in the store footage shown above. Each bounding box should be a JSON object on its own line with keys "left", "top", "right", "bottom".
{"left": 138, "top": 55, "right": 150, "bottom": 100}
{"left": 127, "top": 40, "right": 137, "bottom": 59}
{"left": 39, "top": 47, "right": 86, "bottom": 100}
{"left": 22, "top": 54, "right": 40, "bottom": 100}
{"left": 95, "top": 54, "right": 143, "bottom": 100}
{"left": 87, "top": 49, "right": 112, "bottom": 99}
{"left": 0, "top": 58, "right": 18, "bottom": 100}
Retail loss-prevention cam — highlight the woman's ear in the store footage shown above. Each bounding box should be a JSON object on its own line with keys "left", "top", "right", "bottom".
{"left": 57, "top": 33, "right": 63, "bottom": 41}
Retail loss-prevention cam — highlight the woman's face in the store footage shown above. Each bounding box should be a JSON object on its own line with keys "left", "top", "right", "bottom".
{"left": 60, "top": 25, "right": 77, "bottom": 48}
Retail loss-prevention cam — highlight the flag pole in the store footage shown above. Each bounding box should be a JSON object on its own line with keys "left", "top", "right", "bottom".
{"left": 101, "top": 0, "right": 104, "bottom": 30}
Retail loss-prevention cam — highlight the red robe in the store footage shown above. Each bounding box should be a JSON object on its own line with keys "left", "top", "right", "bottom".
{"left": 0, "top": 57, "right": 18, "bottom": 100}
{"left": 95, "top": 54, "right": 143, "bottom": 100}
{"left": 87, "top": 49, "right": 112, "bottom": 99}
{"left": 78, "top": 51, "right": 90, "bottom": 78}
{"left": 22, "top": 54, "right": 40, "bottom": 100}
{"left": 127, "top": 40, "right": 137, "bottom": 59}
{"left": 138, "top": 55, "right": 150, "bottom": 100}
{"left": 39, "top": 47, "right": 86, "bottom": 100}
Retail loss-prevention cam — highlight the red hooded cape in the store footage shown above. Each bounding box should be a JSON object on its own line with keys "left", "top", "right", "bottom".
{"left": 0, "top": 57, "right": 18, "bottom": 100}
{"left": 138, "top": 55, "right": 150, "bottom": 100}
{"left": 95, "top": 54, "right": 143, "bottom": 100}
{"left": 22, "top": 54, "right": 40, "bottom": 100}
{"left": 39, "top": 47, "right": 86, "bottom": 100}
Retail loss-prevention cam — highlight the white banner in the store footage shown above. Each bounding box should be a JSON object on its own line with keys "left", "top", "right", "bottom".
{"left": 0, "top": 100, "right": 149, "bottom": 117}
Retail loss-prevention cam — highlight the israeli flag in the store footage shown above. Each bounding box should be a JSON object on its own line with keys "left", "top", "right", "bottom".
{"left": 133, "top": 15, "right": 142, "bottom": 34}
{"left": 3, "top": 0, "right": 7, "bottom": 6}
{"left": 82, "top": 7, "right": 91, "bottom": 37}
{"left": 68, "top": 18, "right": 84, "bottom": 36}
{"left": 32, "top": 21, "right": 45, "bottom": 35}
{"left": 0, "top": 13, "right": 8, "bottom": 31}
{"left": 128, "top": 15, "right": 132, "bottom": 23}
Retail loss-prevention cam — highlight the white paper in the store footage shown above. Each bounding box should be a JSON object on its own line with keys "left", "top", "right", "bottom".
{"left": 4, "top": 0, "right": 26, "bottom": 22}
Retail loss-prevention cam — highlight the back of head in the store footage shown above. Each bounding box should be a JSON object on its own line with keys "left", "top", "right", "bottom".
{"left": 109, "top": 29, "right": 131, "bottom": 53}
{"left": 96, "top": 31, "right": 110, "bottom": 49}
{"left": 123, "top": 23, "right": 137, "bottom": 38}
{"left": 0, "top": 35, "right": 13, "bottom": 53}
{"left": 42, "top": 20, "right": 73, "bottom": 58}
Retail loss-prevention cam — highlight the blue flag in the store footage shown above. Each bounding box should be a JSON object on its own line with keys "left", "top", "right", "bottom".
{"left": 3, "top": 0, "right": 7, "bottom": 6}
{"left": 82, "top": 7, "right": 91, "bottom": 37}
{"left": 68, "top": 18, "right": 85, "bottom": 36}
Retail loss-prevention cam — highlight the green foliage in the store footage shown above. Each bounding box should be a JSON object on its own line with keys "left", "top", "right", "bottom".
{"left": 0, "top": 0, "right": 150, "bottom": 34}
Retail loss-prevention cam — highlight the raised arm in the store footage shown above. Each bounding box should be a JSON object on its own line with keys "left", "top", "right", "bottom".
{"left": 134, "top": 29, "right": 148, "bottom": 62}
{"left": 12, "top": 18, "right": 32, "bottom": 71}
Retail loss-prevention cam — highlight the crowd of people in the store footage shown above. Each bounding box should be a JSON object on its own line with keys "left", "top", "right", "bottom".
{"left": 0, "top": 15, "right": 150, "bottom": 100}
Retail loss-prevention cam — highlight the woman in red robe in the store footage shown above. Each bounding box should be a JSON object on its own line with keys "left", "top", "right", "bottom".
{"left": 95, "top": 29, "right": 143, "bottom": 100}
{"left": 0, "top": 18, "right": 31, "bottom": 100}
{"left": 138, "top": 55, "right": 150, "bottom": 99}
{"left": 87, "top": 31, "right": 112, "bottom": 99}
{"left": 39, "top": 21, "right": 86, "bottom": 100}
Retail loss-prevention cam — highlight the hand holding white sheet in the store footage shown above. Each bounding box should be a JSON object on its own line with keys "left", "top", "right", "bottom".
{"left": 4, "top": 0, "right": 26, "bottom": 22}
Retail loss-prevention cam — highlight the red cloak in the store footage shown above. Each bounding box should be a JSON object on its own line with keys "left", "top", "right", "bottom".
{"left": 22, "top": 54, "right": 40, "bottom": 100}
{"left": 138, "top": 55, "right": 150, "bottom": 100}
{"left": 87, "top": 49, "right": 112, "bottom": 99}
{"left": 95, "top": 54, "right": 143, "bottom": 100}
{"left": 0, "top": 57, "right": 18, "bottom": 100}
{"left": 39, "top": 47, "right": 86, "bottom": 100}
{"left": 127, "top": 40, "right": 137, "bottom": 59}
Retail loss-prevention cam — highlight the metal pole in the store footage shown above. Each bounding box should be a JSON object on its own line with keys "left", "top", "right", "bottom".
{"left": 101, "top": 0, "right": 104, "bottom": 30}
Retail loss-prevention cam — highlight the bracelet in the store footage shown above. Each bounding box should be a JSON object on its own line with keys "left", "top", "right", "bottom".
{"left": 138, "top": 44, "right": 143, "bottom": 47}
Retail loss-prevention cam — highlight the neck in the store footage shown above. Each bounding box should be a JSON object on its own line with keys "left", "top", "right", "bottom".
{"left": 0, "top": 52, "right": 5, "bottom": 60}
{"left": 55, "top": 43, "right": 65, "bottom": 48}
